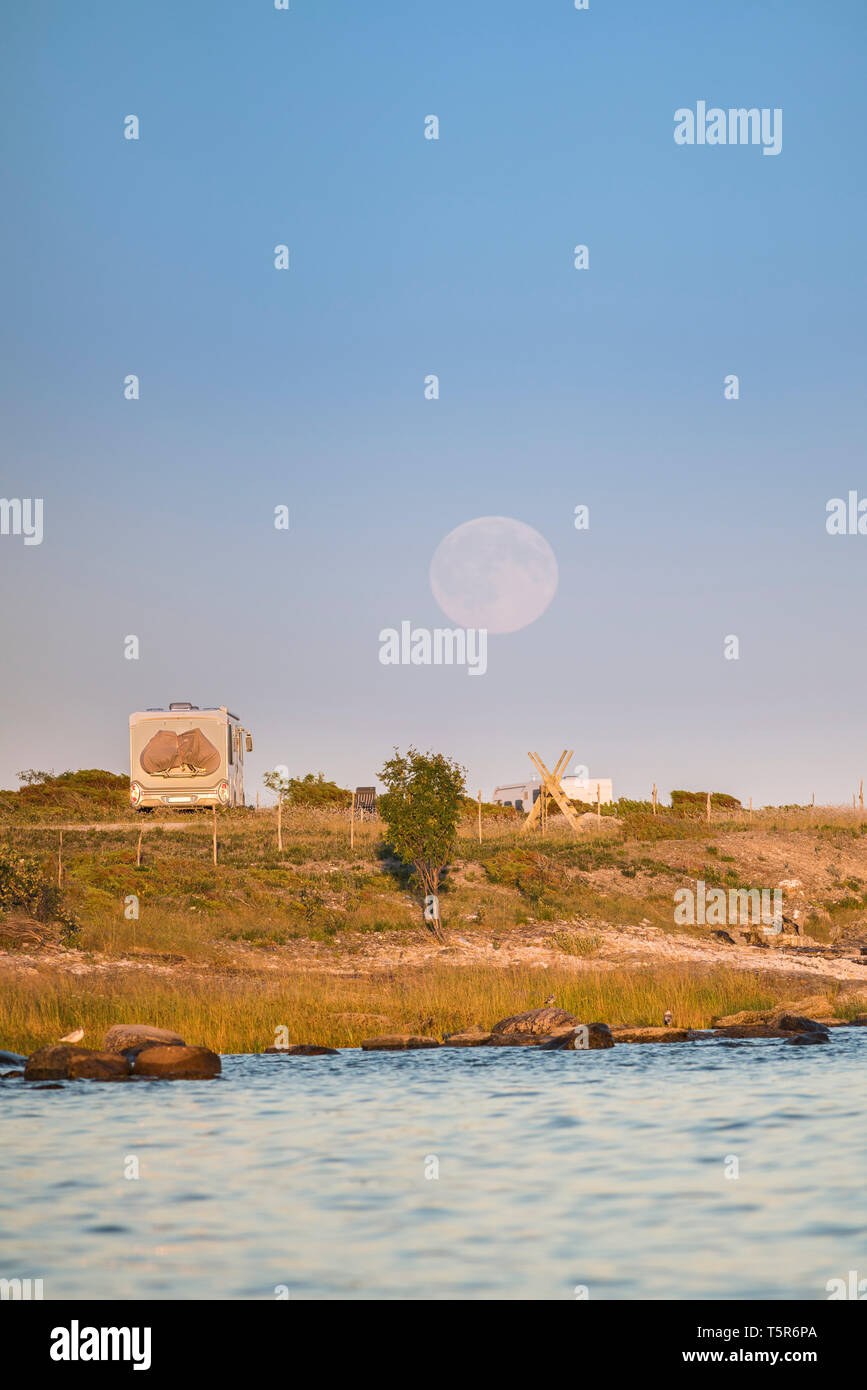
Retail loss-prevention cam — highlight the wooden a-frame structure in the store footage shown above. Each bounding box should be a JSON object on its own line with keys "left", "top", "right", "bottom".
{"left": 521, "top": 749, "right": 584, "bottom": 836}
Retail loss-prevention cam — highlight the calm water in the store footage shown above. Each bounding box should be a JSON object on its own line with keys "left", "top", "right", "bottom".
{"left": 1, "top": 1034, "right": 865, "bottom": 1300}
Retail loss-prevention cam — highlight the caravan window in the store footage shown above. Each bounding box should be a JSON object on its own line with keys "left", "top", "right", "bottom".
{"left": 227, "top": 727, "right": 234, "bottom": 765}
{"left": 533, "top": 789, "right": 541, "bottom": 804}
{"left": 515, "top": 799, "right": 524, "bottom": 812}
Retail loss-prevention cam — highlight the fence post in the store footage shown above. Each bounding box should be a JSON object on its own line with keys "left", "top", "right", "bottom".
{"left": 277, "top": 796, "right": 283, "bottom": 852}
{"left": 136, "top": 828, "right": 143, "bottom": 867}
{"left": 212, "top": 806, "right": 218, "bottom": 866}
{"left": 350, "top": 790, "right": 355, "bottom": 850}
{"left": 57, "top": 830, "right": 63, "bottom": 889}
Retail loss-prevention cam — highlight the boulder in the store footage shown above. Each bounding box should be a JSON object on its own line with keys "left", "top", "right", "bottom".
{"left": 540, "top": 1022, "right": 615, "bottom": 1050}
{"left": 490, "top": 1007, "right": 581, "bottom": 1045}
{"left": 103, "top": 1024, "right": 185, "bottom": 1057}
{"left": 263, "top": 1044, "right": 339, "bottom": 1056}
{"left": 25, "top": 1044, "right": 92, "bottom": 1081}
{"left": 67, "top": 1052, "right": 131, "bottom": 1081}
{"left": 713, "top": 1024, "right": 794, "bottom": 1039}
{"left": 775, "top": 1014, "right": 830, "bottom": 1036}
{"left": 714, "top": 1005, "right": 832, "bottom": 1032}
{"left": 610, "top": 1026, "right": 695, "bottom": 1044}
{"left": 133, "top": 1045, "right": 221, "bottom": 1079}
{"left": 0, "top": 1051, "right": 26, "bottom": 1067}
{"left": 442, "top": 1027, "right": 493, "bottom": 1047}
{"left": 360, "top": 1035, "right": 440, "bottom": 1051}
{"left": 0, "top": 1070, "right": 24, "bottom": 1079}
{"left": 786, "top": 1032, "right": 830, "bottom": 1045}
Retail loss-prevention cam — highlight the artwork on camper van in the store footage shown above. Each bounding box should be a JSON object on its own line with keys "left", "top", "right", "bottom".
{"left": 139, "top": 727, "right": 221, "bottom": 777}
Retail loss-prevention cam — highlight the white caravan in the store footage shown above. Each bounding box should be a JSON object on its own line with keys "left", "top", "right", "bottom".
{"left": 129, "top": 703, "right": 253, "bottom": 810}
{"left": 492, "top": 775, "right": 614, "bottom": 813}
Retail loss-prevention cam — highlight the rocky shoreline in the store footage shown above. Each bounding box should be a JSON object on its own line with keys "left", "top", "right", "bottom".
{"left": 3, "top": 997, "right": 866, "bottom": 1084}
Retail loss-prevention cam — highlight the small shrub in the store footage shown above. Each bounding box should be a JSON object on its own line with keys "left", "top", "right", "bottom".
{"left": 0, "top": 848, "right": 79, "bottom": 940}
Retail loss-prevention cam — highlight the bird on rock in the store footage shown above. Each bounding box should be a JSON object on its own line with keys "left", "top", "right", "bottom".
{"left": 59, "top": 1027, "right": 84, "bottom": 1043}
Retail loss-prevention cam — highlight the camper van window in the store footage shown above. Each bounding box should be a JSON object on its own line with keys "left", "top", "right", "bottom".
{"left": 515, "top": 799, "right": 524, "bottom": 812}
{"left": 533, "top": 789, "right": 541, "bottom": 804}
{"left": 227, "top": 727, "right": 234, "bottom": 765}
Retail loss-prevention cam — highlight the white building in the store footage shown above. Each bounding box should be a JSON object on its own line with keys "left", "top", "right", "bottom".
{"left": 492, "top": 776, "right": 614, "bottom": 813}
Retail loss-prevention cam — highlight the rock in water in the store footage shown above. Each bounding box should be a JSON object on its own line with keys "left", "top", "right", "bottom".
{"left": 133, "top": 1045, "right": 221, "bottom": 1079}
{"left": 0, "top": 1051, "right": 26, "bottom": 1067}
{"left": 25, "top": 1044, "right": 93, "bottom": 1081}
{"left": 442, "top": 1027, "right": 494, "bottom": 1047}
{"left": 540, "top": 1023, "right": 615, "bottom": 1050}
{"left": 263, "top": 1044, "right": 339, "bottom": 1056}
{"left": 713, "top": 1024, "right": 795, "bottom": 1039}
{"left": 103, "top": 1024, "right": 186, "bottom": 1057}
{"left": 775, "top": 1014, "right": 830, "bottom": 1036}
{"left": 786, "top": 1032, "right": 830, "bottom": 1045}
{"left": 67, "top": 1052, "right": 131, "bottom": 1081}
{"left": 490, "top": 1007, "right": 581, "bottom": 1045}
{"left": 359, "top": 1035, "right": 440, "bottom": 1051}
{"left": 610, "top": 1026, "right": 694, "bottom": 1044}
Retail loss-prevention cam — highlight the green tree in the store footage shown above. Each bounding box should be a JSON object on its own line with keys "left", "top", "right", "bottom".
{"left": 377, "top": 747, "right": 466, "bottom": 939}
{"left": 262, "top": 771, "right": 351, "bottom": 808}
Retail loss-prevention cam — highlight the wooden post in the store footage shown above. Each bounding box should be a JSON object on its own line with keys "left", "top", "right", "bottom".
{"left": 350, "top": 790, "right": 356, "bottom": 850}
{"left": 596, "top": 783, "right": 601, "bottom": 824}
{"left": 860, "top": 779, "right": 864, "bottom": 812}
{"left": 212, "top": 805, "right": 218, "bottom": 866}
{"left": 136, "top": 828, "right": 143, "bottom": 867}
{"left": 652, "top": 783, "right": 657, "bottom": 815}
{"left": 277, "top": 795, "right": 283, "bottom": 852}
{"left": 256, "top": 792, "right": 259, "bottom": 810}
{"left": 706, "top": 791, "right": 711, "bottom": 825}
{"left": 57, "top": 830, "right": 63, "bottom": 889}
{"left": 477, "top": 789, "right": 482, "bottom": 844}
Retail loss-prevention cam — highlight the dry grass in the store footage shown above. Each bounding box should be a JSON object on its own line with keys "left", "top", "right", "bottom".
{"left": 0, "top": 962, "right": 824, "bottom": 1056}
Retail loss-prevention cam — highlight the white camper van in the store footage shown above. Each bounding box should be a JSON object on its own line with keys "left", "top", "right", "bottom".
{"left": 129, "top": 704, "right": 253, "bottom": 810}
{"left": 492, "top": 776, "right": 614, "bottom": 813}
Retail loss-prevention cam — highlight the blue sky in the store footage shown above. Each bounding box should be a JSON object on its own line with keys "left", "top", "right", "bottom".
{"left": 1, "top": 0, "right": 865, "bottom": 804}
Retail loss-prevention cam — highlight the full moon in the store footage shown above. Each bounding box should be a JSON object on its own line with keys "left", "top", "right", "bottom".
{"left": 429, "top": 517, "right": 559, "bottom": 635}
